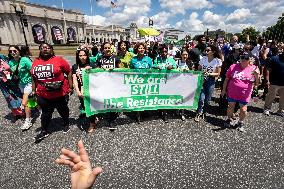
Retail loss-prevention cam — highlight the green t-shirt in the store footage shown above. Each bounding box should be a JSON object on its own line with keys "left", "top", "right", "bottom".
{"left": 9, "top": 57, "right": 32, "bottom": 85}
{"left": 119, "top": 51, "right": 134, "bottom": 68}
{"left": 90, "top": 54, "right": 101, "bottom": 65}
{"left": 153, "top": 56, "right": 177, "bottom": 69}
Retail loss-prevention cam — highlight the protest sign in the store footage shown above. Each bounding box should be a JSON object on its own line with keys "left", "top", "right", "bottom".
{"left": 83, "top": 69, "right": 203, "bottom": 116}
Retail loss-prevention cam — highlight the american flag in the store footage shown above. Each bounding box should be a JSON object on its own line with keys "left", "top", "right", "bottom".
{"left": 111, "top": 0, "right": 117, "bottom": 8}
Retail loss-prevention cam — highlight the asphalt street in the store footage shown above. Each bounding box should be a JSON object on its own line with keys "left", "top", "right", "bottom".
{"left": 0, "top": 56, "right": 284, "bottom": 189}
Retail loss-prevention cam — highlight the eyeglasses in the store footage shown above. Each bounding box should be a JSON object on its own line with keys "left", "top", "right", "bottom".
{"left": 9, "top": 50, "right": 18, "bottom": 54}
{"left": 205, "top": 49, "right": 212, "bottom": 52}
{"left": 77, "top": 47, "right": 87, "bottom": 51}
{"left": 40, "top": 46, "right": 51, "bottom": 50}
{"left": 104, "top": 47, "right": 111, "bottom": 49}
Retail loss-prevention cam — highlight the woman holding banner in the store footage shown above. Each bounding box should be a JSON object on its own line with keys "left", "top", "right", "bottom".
{"left": 176, "top": 50, "right": 194, "bottom": 121}
{"left": 153, "top": 45, "right": 177, "bottom": 123}
{"left": 73, "top": 48, "right": 98, "bottom": 133}
{"left": 130, "top": 42, "right": 153, "bottom": 123}
{"left": 117, "top": 41, "right": 134, "bottom": 68}
{"left": 93, "top": 42, "right": 121, "bottom": 131}
{"left": 194, "top": 45, "right": 222, "bottom": 122}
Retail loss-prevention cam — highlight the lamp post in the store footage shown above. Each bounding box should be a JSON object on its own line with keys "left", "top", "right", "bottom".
{"left": 149, "top": 18, "right": 153, "bottom": 27}
{"left": 11, "top": 3, "right": 28, "bottom": 46}
{"left": 60, "top": 0, "right": 67, "bottom": 44}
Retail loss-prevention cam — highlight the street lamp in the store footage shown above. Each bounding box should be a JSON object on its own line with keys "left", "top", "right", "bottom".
{"left": 149, "top": 18, "right": 153, "bottom": 27}
{"left": 11, "top": 3, "right": 28, "bottom": 46}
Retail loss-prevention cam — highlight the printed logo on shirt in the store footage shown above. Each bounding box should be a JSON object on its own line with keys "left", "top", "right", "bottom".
{"left": 100, "top": 57, "right": 115, "bottom": 69}
{"left": 232, "top": 71, "right": 255, "bottom": 82}
{"left": 33, "top": 64, "right": 54, "bottom": 80}
{"left": 202, "top": 65, "right": 214, "bottom": 73}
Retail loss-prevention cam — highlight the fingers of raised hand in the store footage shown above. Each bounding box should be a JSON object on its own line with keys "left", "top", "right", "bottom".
{"left": 61, "top": 148, "right": 81, "bottom": 164}
{"left": 55, "top": 158, "right": 75, "bottom": 168}
{"left": 78, "top": 140, "right": 90, "bottom": 163}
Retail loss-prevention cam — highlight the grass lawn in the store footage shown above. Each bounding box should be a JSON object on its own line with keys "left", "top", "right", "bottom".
{"left": 2, "top": 45, "right": 79, "bottom": 56}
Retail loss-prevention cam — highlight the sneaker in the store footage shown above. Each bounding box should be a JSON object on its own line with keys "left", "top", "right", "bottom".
{"left": 34, "top": 131, "right": 49, "bottom": 143}
{"left": 223, "top": 118, "right": 233, "bottom": 128}
{"left": 162, "top": 114, "right": 169, "bottom": 123}
{"left": 263, "top": 109, "right": 270, "bottom": 116}
{"left": 194, "top": 113, "right": 203, "bottom": 122}
{"left": 21, "top": 118, "right": 32, "bottom": 130}
{"left": 87, "top": 123, "right": 96, "bottom": 133}
{"left": 236, "top": 122, "right": 245, "bottom": 132}
{"left": 136, "top": 112, "right": 141, "bottom": 124}
{"left": 63, "top": 125, "right": 70, "bottom": 133}
{"left": 108, "top": 122, "right": 117, "bottom": 131}
{"left": 276, "top": 111, "right": 284, "bottom": 117}
{"left": 181, "top": 115, "right": 186, "bottom": 121}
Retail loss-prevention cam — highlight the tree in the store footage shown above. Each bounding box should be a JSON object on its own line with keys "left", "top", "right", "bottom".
{"left": 262, "top": 12, "right": 284, "bottom": 42}
{"left": 225, "top": 32, "right": 234, "bottom": 41}
{"left": 241, "top": 27, "right": 260, "bottom": 42}
{"left": 233, "top": 33, "right": 246, "bottom": 43}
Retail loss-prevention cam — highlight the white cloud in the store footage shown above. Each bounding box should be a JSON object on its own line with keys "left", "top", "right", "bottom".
{"left": 202, "top": 11, "right": 224, "bottom": 25}
{"left": 51, "top": 4, "right": 57, "bottom": 8}
{"left": 213, "top": 0, "right": 244, "bottom": 8}
{"left": 83, "top": 0, "right": 284, "bottom": 36}
{"left": 226, "top": 8, "right": 251, "bottom": 23}
{"left": 159, "top": 0, "right": 214, "bottom": 14}
{"left": 84, "top": 15, "right": 109, "bottom": 26}
{"left": 107, "top": 0, "right": 151, "bottom": 25}
{"left": 151, "top": 11, "right": 172, "bottom": 28}
{"left": 177, "top": 12, "right": 206, "bottom": 35}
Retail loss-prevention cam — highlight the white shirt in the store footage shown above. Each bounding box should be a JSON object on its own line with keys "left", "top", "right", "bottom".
{"left": 199, "top": 56, "right": 222, "bottom": 73}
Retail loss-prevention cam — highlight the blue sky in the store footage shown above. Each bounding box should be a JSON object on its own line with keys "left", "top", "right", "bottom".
{"left": 27, "top": 0, "right": 284, "bottom": 35}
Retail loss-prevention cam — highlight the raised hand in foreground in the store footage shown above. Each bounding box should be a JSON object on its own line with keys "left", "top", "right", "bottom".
{"left": 55, "top": 140, "right": 103, "bottom": 189}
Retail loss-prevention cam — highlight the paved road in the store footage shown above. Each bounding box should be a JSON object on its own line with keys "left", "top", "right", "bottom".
{"left": 1, "top": 91, "right": 284, "bottom": 189}
{"left": 0, "top": 56, "right": 284, "bottom": 188}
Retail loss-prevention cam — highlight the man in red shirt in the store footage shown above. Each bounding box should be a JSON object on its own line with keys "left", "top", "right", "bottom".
{"left": 31, "top": 43, "right": 73, "bottom": 143}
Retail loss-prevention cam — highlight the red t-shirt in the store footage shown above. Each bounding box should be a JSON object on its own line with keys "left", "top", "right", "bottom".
{"left": 31, "top": 56, "right": 71, "bottom": 99}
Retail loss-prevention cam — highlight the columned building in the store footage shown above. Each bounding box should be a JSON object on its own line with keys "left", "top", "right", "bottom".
{"left": 86, "top": 22, "right": 139, "bottom": 43}
{"left": 86, "top": 24, "right": 129, "bottom": 43}
{"left": 0, "top": 0, "right": 86, "bottom": 45}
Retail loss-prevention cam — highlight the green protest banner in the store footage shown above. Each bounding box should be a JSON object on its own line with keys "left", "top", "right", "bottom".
{"left": 83, "top": 69, "right": 203, "bottom": 116}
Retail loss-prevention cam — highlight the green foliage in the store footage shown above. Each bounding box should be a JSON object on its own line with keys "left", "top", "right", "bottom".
{"left": 263, "top": 13, "right": 284, "bottom": 42}
{"left": 241, "top": 27, "right": 260, "bottom": 41}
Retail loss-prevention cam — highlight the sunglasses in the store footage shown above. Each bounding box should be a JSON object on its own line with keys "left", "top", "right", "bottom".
{"left": 9, "top": 50, "right": 18, "bottom": 54}
{"left": 76, "top": 47, "right": 87, "bottom": 51}
{"left": 205, "top": 49, "right": 212, "bottom": 52}
{"left": 40, "top": 46, "right": 51, "bottom": 50}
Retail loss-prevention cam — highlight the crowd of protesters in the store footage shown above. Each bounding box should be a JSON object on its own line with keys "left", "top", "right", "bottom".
{"left": 0, "top": 35, "right": 284, "bottom": 143}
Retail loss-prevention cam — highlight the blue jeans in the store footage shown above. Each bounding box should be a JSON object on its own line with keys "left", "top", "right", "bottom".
{"left": 197, "top": 77, "right": 216, "bottom": 114}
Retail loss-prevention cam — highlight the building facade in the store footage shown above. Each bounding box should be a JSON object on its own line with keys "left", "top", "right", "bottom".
{"left": 85, "top": 22, "right": 139, "bottom": 43}
{"left": 0, "top": 0, "right": 86, "bottom": 45}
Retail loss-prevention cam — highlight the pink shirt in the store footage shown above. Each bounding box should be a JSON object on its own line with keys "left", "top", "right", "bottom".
{"left": 226, "top": 63, "right": 257, "bottom": 102}
{"left": 0, "top": 59, "right": 11, "bottom": 82}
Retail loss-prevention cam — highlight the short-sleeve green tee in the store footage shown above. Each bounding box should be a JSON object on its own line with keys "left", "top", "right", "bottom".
{"left": 89, "top": 54, "right": 102, "bottom": 66}
{"left": 153, "top": 56, "right": 177, "bottom": 69}
{"left": 9, "top": 57, "right": 32, "bottom": 85}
